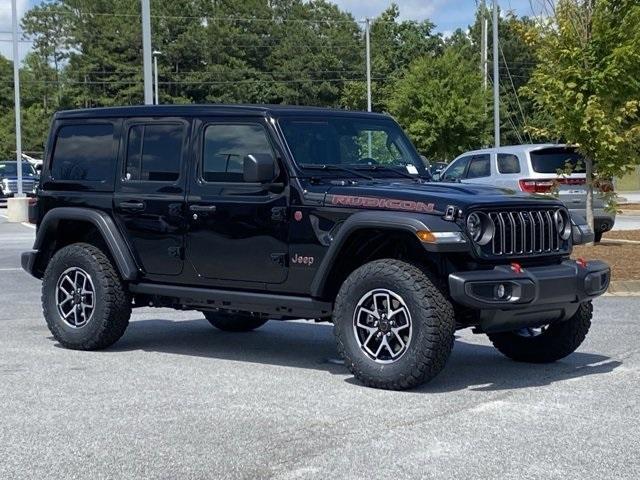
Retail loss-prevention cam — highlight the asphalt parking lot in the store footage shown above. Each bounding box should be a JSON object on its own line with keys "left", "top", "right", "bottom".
{"left": 1, "top": 209, "right": 639, "bottom": 479}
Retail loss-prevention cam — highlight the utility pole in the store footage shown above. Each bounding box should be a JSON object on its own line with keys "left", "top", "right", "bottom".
{"left": 141, "top": 0, "right": 153, "bottom": 105}
{"left": 153, "top": 50, "right": 162, "bottom": 105}
{"left": 364, "top": 17, "right": 372, "bottom": 156}
{"left": 364, "top": 18, "right": 372, "bottom": 112}
{"left": 480, "top": 1, "right": 488, "bottom": 90}
{"left": 12, "top": 0, "right": 22, "bottom": 197}
{"left": 492, "top": 0, "right": 500, "bottom": 147}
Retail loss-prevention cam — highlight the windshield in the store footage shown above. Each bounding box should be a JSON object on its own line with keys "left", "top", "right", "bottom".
{"left": 0, "top": 162, "right": 37, "bottom": 177}
{"left": 279, "top": 116, "right": 427, "bottom": 177}
{"left": 529, "top": 148, "right": 586, "bottom": 174}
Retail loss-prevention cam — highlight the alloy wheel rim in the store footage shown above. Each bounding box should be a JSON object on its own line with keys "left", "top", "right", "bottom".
{"left": 352, "top": 288, "right": 412, "bottom": 364}
{"left": 56, "top": 267, "right": 96, "bottom": 328}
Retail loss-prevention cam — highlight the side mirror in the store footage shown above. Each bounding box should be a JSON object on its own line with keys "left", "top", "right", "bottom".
{"left": 432, "top": 172, "right": 441, "bottom": 181}
{"left": 243, "top": 154, "right": 275, "bottom": 183}
{"left": 35, "top": 163, "right": 43, "bottom": 172}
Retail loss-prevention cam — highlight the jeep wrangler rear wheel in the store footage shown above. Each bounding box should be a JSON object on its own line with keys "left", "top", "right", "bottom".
{"left": 42, "top": 243, "right": 131, "bottom": 350}
{"left": 487, "top": 301, "right": 592, "bottom": 363}
{"left": 203, "top": 311, "right": 269, "bottom": 332}
{"left": 334, "top": 259, "right": 455, "bottom": 390}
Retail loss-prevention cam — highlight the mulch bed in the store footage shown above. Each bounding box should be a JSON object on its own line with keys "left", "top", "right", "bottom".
{"left": 573, "top": 235, "right": 640, "bottom": 281}
{"left": 603, "top": 229, "right": 640, "bottom": 242}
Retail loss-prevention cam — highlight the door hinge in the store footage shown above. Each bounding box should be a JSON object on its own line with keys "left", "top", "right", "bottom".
{"left": 271, "top": 207, "right": 288, "bottom": 222}
{"left": 270, "top": 253, "right": 287, "bottom": 267}
{"left": 168, "top": 246, "right": 184, "bottom": 259}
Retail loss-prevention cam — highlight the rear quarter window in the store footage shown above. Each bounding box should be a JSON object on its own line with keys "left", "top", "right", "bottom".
{"left": 50, "top": 123, "right": 116, "bottom": 184}
{"left": 529, "top": 148, "right": 586, "bottom": 174}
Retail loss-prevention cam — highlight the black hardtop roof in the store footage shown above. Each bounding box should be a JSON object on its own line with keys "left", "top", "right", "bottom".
{"left": 54, "top": 104, "right": 392, "bottom": 120}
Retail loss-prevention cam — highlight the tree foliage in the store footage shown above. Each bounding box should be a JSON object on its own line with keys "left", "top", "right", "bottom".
{"left": 388, "top": 49, "right": 491, "bottom": 160}
{"left": 523, "top": 0, "right": 640, "bottom": 231}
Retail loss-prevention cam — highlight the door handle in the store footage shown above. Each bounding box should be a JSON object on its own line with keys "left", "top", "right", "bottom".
{"left": 189, "top": 205, "right": 217, "bottom": 213}
{"left": 119, "top": 200, "right": 145, "bottom": 211}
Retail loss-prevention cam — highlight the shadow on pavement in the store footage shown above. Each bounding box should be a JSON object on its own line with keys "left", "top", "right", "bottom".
{"left": 63, "top": 317, "right": 621, "bottom": 392}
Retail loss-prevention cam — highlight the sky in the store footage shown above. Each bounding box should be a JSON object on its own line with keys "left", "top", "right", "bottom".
{"left": 0, "top": 0, "right": 542, "bottom": 63}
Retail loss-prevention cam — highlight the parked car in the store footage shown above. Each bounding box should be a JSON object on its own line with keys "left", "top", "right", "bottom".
{"left": 0, "top": 160, "right": 39, "bottom": 200}
{"left": 22, "top": 106, "right": 609, "bottom": 390}
{"left": 438, "top": 144, "right": 615, "bottom": 241}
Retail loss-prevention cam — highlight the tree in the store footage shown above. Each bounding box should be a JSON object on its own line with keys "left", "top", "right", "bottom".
{"left": 388, "top": 49, "right": 491, "bottom": 160}
{"left": 523, "top": 0, "right": 640, "bottom": 236}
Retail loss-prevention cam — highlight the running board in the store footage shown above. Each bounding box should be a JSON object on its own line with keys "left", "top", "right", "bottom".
{"left": 129, "top": 283, "right": 333, "bottom": 318}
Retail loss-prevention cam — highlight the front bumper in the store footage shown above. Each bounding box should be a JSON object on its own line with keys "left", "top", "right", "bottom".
{"left": 449, "top": 259, "right": 610, "bottom": 333}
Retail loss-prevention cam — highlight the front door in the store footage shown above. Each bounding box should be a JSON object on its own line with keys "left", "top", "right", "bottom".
{"left": 185, "top": 118, "right": 289, "bottom": 284}
{"left": 113, "top": 119, "right": 190, "bottom": 276}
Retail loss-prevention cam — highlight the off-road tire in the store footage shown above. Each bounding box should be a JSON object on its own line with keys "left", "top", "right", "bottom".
{"left": 594, "top": 231, "right": 603, "bottom": 243}
{"left": 42, "top": 243, "right": 131, "bottom": 350}
{"left": 333, "top": 259, "right": 456, "bottom": 390}
{"left": 203, "top": 311, "right": 269, "bottom": 332}
{"left": 487, "top": 301, "right": 592, "bottom": 363}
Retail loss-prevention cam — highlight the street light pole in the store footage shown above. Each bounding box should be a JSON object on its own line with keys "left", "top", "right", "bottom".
{"left": 364, "top": 17, "right": 372, "bottom": 113}
{"left": 11, "top": 0, "right": 23, "bottom": 197}
{"left": 141, "top": 0, "right": 153, "bottom": 105}
{"left": 493, "top": 0, "right": 500, "bottom": 147}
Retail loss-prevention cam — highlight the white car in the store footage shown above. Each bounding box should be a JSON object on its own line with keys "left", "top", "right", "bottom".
{"left": 439, "top": 144, "right": 615, "bottom": 241}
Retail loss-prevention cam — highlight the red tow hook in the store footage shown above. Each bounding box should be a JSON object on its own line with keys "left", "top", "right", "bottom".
{"left": 510, "top": 262, "right": 523, "bottom": 274}
{"left": 576, "top": 257, "right": 588, "bottom": 268}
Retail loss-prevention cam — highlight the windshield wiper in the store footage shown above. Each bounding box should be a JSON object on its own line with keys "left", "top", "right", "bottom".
{"left": 301, "top": 164, "right": 374, "bottom": 180}
{"left": 356, "top": 164, "right": 425, "bottom": 180}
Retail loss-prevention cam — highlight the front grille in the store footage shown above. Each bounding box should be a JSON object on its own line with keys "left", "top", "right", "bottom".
{"left": 485, "top": 208, "right": 567, "bottom": 257}
{"left": 3, "top": 179, "right": 35, "bottom": 193}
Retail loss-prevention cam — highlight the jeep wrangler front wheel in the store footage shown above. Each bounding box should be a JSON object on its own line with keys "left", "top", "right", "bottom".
{"left": 333, "top": 259, "right": 456, "bottom": 390}
{"left": 203, "top": 311, "right": 269, "bottom": 332}
{"left": 487, "top": 301, "right": 592, "bottom": 363}
{"left": 42, "top": 243, "right": 131, "bottom": 350}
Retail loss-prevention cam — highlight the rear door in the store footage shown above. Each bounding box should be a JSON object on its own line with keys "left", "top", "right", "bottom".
{"left": 461, "top": 154, "right": 492, "bottom": 184}
{"left": 113, "top": 118, "right": 190, "bottom": 276}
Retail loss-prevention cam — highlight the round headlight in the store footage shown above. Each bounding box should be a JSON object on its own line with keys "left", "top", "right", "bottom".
{"left": 554, "top": 209, "right": 572, "bottom": 240}
{"left": 466, "top": 212, "right": 494, "bottom": 245}
{"left": 466, "top": 212, "right": 483, "bottom": 241}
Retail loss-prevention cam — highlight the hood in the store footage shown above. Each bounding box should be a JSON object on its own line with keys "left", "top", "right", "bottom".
{"left": 321, "top": 179, "right": 563, "bottom": 214}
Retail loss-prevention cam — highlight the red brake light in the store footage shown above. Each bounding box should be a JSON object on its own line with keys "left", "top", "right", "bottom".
{"left": 518, "top": 179, "right": 555, "bottom": 193}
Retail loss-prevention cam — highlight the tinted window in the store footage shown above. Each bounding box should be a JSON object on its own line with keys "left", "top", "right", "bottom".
{"left": 466, "top": 155, "right": 491, "bottom": 178}
{"left": 125, "top": 124, "right": 183, "bottom": 182}
{"left": 279, "top": 117, "right": 425, "bottom": 176}
{"left": 51, "top": 124, "right": 115, "bottom": 182}
{"left": 202, "top": 124, "right": 273, "bottom": 183}
{"left": 443, "top": 156, "right": 470, "bottom": 181}
{"left": 0, "top": 162, "right": 37, "bottom": 177}
{"left": 530, "top": 148, "right": 586, "bottom": 174}
{"left": 497, "top": 153, "right": 521, "bottom": 174}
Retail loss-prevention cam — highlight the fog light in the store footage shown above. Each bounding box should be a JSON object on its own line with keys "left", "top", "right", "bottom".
{"left": 494, "top": 283, "right": 507, "bottom": 299}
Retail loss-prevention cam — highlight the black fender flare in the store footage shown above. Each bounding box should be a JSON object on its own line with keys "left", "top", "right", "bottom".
{"left": 32, "top": 207, "right": 139, "bottom": 280}
{"left": 309, "top": 211, "right": 465, "bottom": 298}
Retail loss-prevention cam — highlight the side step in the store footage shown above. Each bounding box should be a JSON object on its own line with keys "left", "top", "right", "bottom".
{"left": 129, "top": 283, "right": 333, "bottom": 318}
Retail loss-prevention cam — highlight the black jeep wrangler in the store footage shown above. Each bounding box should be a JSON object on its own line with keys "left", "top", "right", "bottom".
{"left": 22, "top": 105, "right": 610, "bottom": 390}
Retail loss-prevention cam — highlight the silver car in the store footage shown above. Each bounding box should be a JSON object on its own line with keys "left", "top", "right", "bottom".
{"left": 439, "top": 144, "right": 615, "bottom": 241}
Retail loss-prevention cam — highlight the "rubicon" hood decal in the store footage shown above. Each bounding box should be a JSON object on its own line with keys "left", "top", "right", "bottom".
{"left": 329, "top": 194, "right": 435, "bottom": 213}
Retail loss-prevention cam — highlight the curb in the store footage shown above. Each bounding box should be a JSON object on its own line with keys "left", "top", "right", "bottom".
{"left": 600, "top": 238, "right": 640, "bottom": 245}
{"left": 619, "top": 209, "right": 640, "bottom": 216}
{"left": 605, "top": 281, "right": 640, "bottom": 296}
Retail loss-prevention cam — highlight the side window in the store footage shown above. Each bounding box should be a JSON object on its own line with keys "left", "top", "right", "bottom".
{"left": 51, "top": 123, "right": 115, "bottom": 182}
{"left": 443, "top": 156, "right": 470, "bottom": 181}
{"left": 497, "top": 153, "right": 521, "bottom": 174}
{"left": 202, "top": 123, "right": 274, "bottom": 183}
{"left": 124, "top": 123, "right": 184, "bottom": 182}
{"left": 466, "top": 154, "right": 491, "bottom": 179}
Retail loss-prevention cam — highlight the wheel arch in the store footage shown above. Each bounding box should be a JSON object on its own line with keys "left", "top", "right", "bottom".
{"left": 310, "top": 211, "right": 455, "bottom": 299}
{"left": 31, "top": 207, "right": 138, "bottom": 280}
